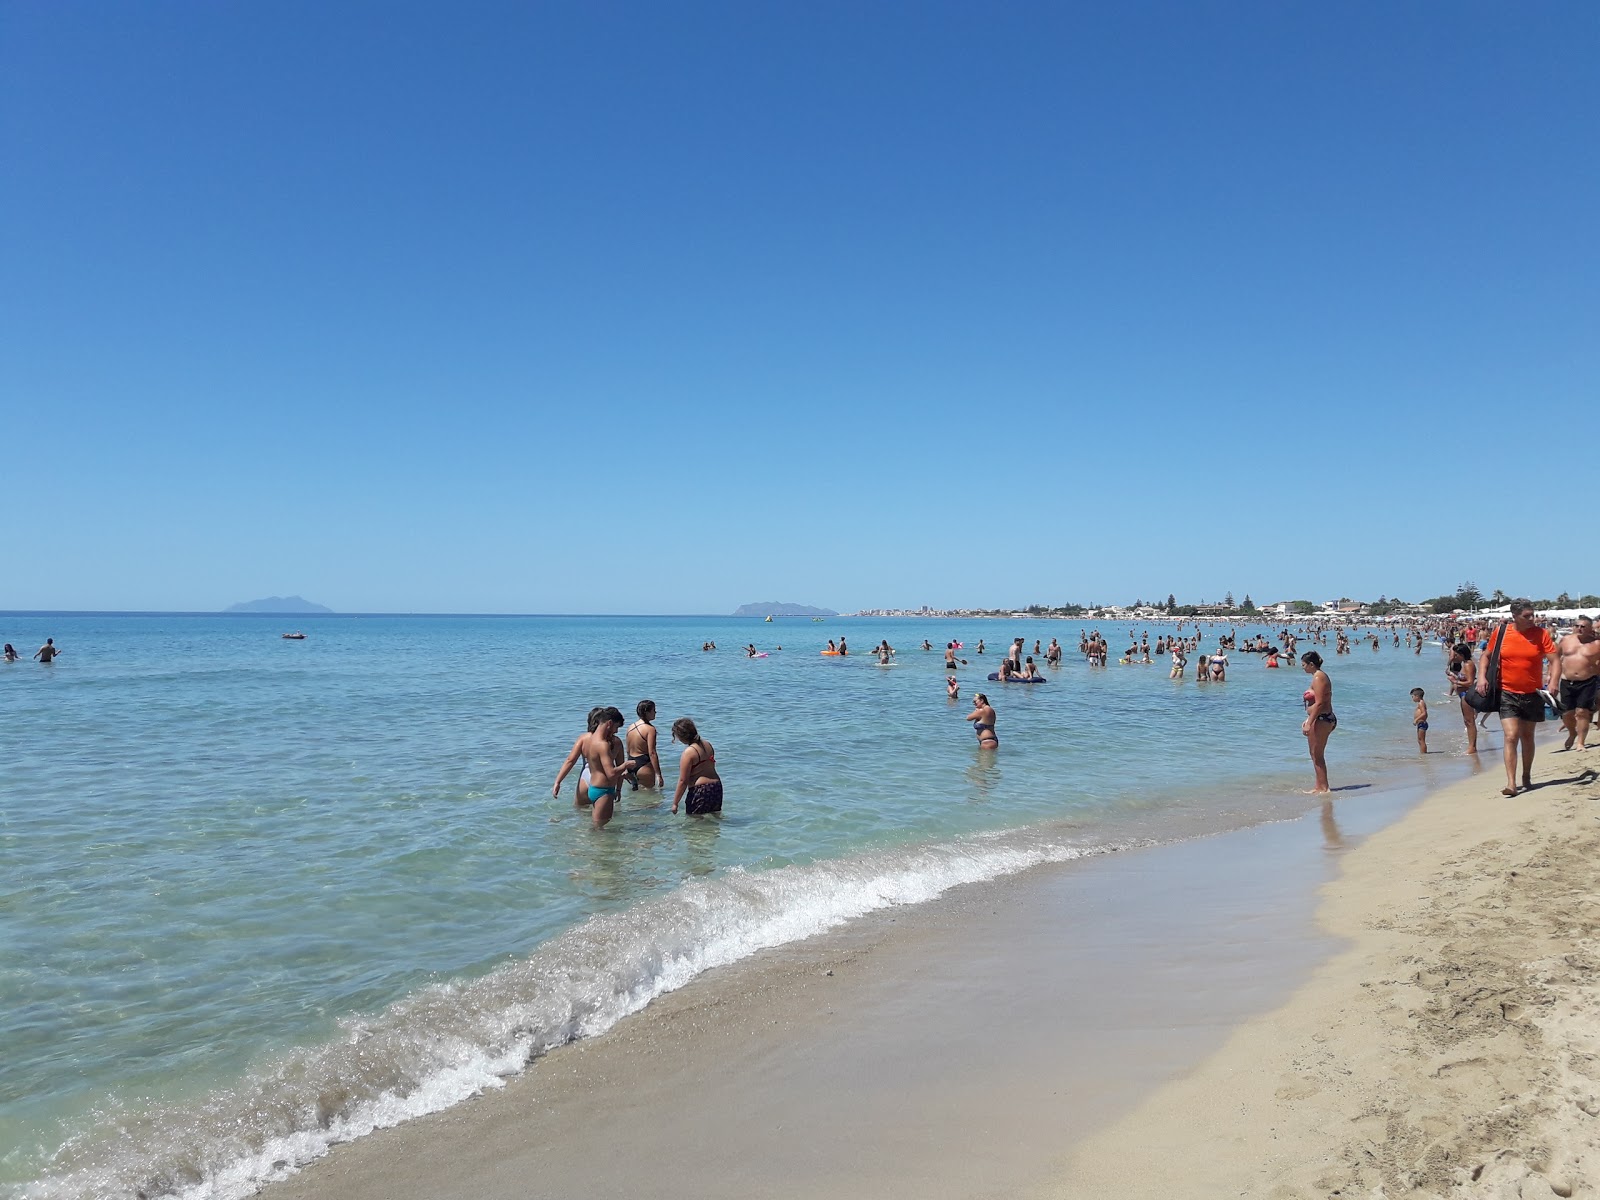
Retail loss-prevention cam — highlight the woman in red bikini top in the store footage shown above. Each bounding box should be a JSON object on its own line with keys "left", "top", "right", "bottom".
{"left": 670, "top": 717, "right": 722, "bottom": 816}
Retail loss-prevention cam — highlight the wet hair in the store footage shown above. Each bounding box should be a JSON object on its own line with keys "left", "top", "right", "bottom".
{"left": 1301, "top": 650, "right": 1324, "bottom": 669}
{"left": 598, "top": 706, "right": 625, "bottom": 727}
{"left": 637, "top": 699, "right": 656, "bottom": 719}
{"left": 1410, "top": 688, "right": 1425, "bottom": 699}
{"left": 973, "top": 693, "right": 989, "bottom": 705}
{"left": 586, "top": 706, "right": 604, "bottom": 731}
{"left": 1451, "top": 642, "right": 1472, "bottom": 659}
{"left": 671, "top": 717, "right": 700, "bottom": 744}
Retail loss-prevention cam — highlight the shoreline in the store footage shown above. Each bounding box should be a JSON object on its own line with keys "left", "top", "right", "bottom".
{"left": 263, "top": 762, "right": 1465, "bottom": 1200}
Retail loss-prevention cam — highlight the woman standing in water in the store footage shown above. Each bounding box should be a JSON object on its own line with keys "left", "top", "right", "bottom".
{"left": 1300, "top": 650, "right": 1336, "bottom": 793}
{"left": 670, "top": 717, "right": 722, "bottom": 815}
{"left": 966, "top": 692, "right": 999, "bottom": 749}
{"left": 1447, "top": 642, "right": 1479, "bottom": 754}
{"left": 623, "top": 700, "right": 663, "bottom": 790}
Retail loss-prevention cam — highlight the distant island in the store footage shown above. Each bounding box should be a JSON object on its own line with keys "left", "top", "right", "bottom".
{"left": 732, "top": 602, "right": 838, "bottom": 618}
{"left": 224, "top": 596, "right": 334, "bottom": 614}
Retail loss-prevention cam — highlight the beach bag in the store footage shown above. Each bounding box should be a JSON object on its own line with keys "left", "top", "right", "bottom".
{"left": 1461, "top": 622, "right": 1508, "bottom": 713}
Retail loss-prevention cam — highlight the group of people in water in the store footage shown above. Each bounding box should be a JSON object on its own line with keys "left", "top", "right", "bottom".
{"left": 933, "top": 607, "right": 1597, "bottom": 798}
{"left": 552, "top": 701, "right": 722, "bottom": 827}
{"left": 4, "top": 638, "right": 61, "bottom": 663}
{"left": 629, "top": 605, "right": 1598, "bottom": 828}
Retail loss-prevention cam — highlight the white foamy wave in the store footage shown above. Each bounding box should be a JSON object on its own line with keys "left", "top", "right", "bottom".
{"left": 20, "top": 826, "right": 1126, "bottom": 1200}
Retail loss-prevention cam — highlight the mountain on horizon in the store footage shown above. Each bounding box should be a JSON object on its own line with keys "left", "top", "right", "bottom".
{"left": 732, "top": 601, "right": 837, "bottom": 618}
{"left": 224, "top": 596, "right": 334, "bottom": 614}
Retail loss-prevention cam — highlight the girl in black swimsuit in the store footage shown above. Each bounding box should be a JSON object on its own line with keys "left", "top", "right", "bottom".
{"left": 623, "top": 700, "right": 661, "bottom": 790}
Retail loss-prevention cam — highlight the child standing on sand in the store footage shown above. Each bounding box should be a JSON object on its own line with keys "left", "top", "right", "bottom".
{"left": 1411, "top": 688, "right": 1429, "bottom": 754}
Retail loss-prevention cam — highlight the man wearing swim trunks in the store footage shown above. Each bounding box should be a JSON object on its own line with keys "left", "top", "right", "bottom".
{"left": 1478, "top": 601, "right": 1560, "bottom": 795}
{"left": 579, "top": 707, "right": 628, "bottom": 827}
{"left": 1557, "top": 615, "right": 1599, "bottom": 751}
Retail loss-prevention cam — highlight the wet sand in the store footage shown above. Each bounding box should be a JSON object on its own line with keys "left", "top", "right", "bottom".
{"left": 270, "top": 779, "right": 1428, "bottom": 1200}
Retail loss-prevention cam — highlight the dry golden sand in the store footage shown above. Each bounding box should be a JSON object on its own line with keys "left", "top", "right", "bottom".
{"left": 1045, "top": 750, "right": 1600, "bottom": 1200}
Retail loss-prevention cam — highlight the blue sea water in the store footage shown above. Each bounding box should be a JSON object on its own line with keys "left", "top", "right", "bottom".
{"left": 0, "top": 613, "right": 1476, "bottom": 1199}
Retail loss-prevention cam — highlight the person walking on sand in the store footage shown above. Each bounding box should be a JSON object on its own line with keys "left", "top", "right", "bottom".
{"left": 1556, "top": 615, "right": 1599, "bottom": 750}
{"left": 670, "top": 717, "right": 722, "bottom": 815}
{"left": 1300, "top": 651, "right": 1336, "bottom": 793}
{"left": 33, "top": 638, "right": 60, "bottom": 663}
{"left": 1411, "top": 688, "right": 1429, "bottom": 754}
{"left": 966, "top": 692, "right": 998, "bottom": 748}
{"left": 1475, "top": 601, "right": 1559, "bottom": 796}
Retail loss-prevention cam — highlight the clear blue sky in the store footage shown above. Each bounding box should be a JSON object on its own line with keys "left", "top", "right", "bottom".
{"left": 3, "top": 2, "right": 1594, "bottom": 613}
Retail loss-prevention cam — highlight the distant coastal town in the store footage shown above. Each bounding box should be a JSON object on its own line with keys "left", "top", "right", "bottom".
{"left": 849, "top": 583, "right": 1600, "bottom": 621}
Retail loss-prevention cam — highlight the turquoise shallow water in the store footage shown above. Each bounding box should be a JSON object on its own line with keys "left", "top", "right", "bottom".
{"left": 0, "top": 614, "right": 1472, "bottom": 1198}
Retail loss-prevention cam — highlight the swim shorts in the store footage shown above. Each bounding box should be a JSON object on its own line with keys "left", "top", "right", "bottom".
{"left": 1416, "top": 721, "right": 1429, "bottom": 732}
{"left": 1560, "top": 676, "right": 1599, "bottom": 713}
{"left": 1498, "top": 691, "right": 1545, "bottom": 723}
{"left": 685, "top": 779, "right": 723, "bottom": 815}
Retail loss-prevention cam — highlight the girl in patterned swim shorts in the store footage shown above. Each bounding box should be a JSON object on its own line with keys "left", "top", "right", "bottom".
{"left": 670, "top": 717, "right": 722, "bottom": 816}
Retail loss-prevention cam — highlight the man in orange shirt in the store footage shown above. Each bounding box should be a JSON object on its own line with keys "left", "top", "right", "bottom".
{"left": 1476, "top": 600, "right": 1560, "bottom": 796}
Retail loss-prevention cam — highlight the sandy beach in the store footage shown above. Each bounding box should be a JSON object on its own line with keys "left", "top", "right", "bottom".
{"left": 259, "top": 740, "right": 1600, "bottom": 1200}
{"left": 1052, "top": 747, "right": 1600, "bottom": 1199}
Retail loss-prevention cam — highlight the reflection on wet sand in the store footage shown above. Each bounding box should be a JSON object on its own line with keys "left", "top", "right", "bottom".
{"left": 1319, "top": 800, "right": 1344, "bottom": 852}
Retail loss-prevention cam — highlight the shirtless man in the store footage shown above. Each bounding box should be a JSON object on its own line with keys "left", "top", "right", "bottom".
{"left": 1557, "top": 616, "right": 1600, "bottom": 750}
{"left": 551, "top": 706, "right": 627, "bottom": 827}
{"left": 577, "top": 707, "right": 628, "bottom": 827}
{"left": 34, "top": 638, "right": 61, "bottom": 663}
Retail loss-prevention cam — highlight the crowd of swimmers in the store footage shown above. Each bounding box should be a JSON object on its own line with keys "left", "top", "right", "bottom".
{"left": 638, "top": 605, "right": 1598, "bottom": 828}
{"left": 935, "top": 608, "right": 1597, "bottom": 797}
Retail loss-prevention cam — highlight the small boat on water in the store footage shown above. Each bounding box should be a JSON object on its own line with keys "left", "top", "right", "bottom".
{"left": 281, "top": 632, "right": 306, "bottom": 640}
